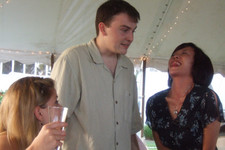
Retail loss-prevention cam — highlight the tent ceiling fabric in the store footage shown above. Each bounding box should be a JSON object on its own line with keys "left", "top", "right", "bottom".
{"left": 0, "top": 0, "right": 225, "bottom": 75}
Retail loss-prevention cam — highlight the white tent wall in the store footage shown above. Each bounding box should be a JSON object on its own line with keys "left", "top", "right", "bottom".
{"left": 0, "top": 0, "right": 225, "bottom": 75}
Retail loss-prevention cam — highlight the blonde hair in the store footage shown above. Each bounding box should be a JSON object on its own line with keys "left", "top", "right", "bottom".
{"left": 0, "top": 77, "right": 55, "bottom": 149}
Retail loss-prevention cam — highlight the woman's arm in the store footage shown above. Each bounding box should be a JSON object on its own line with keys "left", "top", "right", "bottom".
{"left": 202, "top": 120, "right": 220, "bottom": 150}
{"left": 152, "top": 131, "right": 170, "bottom": 150}
{"left": 202, "top": 90, "right": 222, "bottom": 150}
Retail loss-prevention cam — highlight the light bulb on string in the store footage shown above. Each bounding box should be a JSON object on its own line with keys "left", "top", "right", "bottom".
{"left": 0, "top": 0, "right": 10, "bottom": 8}
{"left": 143, "top": 0, "right": 192, "bottom": 59}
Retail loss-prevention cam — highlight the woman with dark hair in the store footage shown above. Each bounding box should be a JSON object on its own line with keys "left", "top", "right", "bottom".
{"left": 168, "top": 43, "right": 214, "bottom": 87}
{"left": 146, "top": 43, "right": 224, "bottom": 149}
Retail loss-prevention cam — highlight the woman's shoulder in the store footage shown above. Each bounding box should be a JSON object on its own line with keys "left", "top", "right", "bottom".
{"left": 149, "top": 89, "right": 169, "bottom": 100}
{"left": 0, "top": 132, "right": 15, "bottom": 150}
{"left": 0, "top": 131, "right": 8, "bottom": 142}
{"left": 194, "top": 84, "right": 212, "bottom": 91}
{"left": 147, "top": 89, "right": 169, "bottom": 105}
{"left": 193, "top": 84, "right": 217, "bottom": 97}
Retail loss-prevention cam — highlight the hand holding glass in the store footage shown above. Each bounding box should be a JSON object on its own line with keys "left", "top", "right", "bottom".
{"left": 48, "top": 106, "right": 68, "bottom": 150}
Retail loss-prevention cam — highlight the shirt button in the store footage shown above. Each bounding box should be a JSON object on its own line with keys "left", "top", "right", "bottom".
{"left": 116, "top": 142, "right": 119, "bottom": 146}
{"left": 115, "top": 101, "right": 118, "bottom": 104}
{"left": 116, "top": 121, "right": 119, "bottom": 125}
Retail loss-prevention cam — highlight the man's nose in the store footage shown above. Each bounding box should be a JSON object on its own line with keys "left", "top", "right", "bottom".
{"left": 127, "top": 32, "right": 134, "bottom": 42}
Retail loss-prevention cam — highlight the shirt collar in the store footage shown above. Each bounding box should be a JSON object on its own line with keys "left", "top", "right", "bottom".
{"left": 88, "top": 38, "right": 103, "bottom": 64}
{"left": 88, "top": 38, "right": 129, "bottom": 69}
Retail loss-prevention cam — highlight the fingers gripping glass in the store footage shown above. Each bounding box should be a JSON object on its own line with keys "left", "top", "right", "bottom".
{"left": 48, "top": 106, "right": 68, "bottom": 150}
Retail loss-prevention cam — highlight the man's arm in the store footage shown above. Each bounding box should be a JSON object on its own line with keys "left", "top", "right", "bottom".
{"left": 131, "top": 134, "right": 139, "bottom": 150}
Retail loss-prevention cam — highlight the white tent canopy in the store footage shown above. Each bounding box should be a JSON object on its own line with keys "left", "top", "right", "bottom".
{"left": 0, "top": 0, "right": 225, "bottom": 75}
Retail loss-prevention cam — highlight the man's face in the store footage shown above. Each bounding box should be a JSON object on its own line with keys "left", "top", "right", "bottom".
{"left": 103, "top": 13, "right": 137, "bottom": 55}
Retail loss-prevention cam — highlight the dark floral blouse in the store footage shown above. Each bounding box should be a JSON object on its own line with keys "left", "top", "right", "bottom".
{"left": 146, "top": 84, "right": 225, "bottom": 150}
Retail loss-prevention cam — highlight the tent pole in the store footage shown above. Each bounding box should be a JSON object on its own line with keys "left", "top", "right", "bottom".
{"left": 141, "top": 58, "right": 146, "bottom": 137}
{"left": 51, "top": 53, "right": 55, "bottom": 70}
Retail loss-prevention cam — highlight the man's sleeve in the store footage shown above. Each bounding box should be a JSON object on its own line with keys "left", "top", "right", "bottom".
{"left": 51, "top": 55, "right": 80, "bottom": 118}
{"left": 131, "top": 75, "right": 143, "bottom": 134}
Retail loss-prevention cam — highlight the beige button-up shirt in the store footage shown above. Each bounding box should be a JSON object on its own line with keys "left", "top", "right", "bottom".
{"left": 51, "top": 39, "right": 142, "bottom": 150}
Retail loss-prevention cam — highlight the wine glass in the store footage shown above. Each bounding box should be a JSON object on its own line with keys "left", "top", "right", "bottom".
{"left": 48, "top": 106, "right": 68, "bottom": 150}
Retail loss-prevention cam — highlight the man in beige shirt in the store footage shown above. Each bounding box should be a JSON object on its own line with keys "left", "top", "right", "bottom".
{"left": 51, "top": 1, "right": 142, "bottom": 150}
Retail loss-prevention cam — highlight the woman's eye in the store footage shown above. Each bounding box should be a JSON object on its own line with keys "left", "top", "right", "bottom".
{"left": 171, "top": 53, "right": 176, "bottom": 57}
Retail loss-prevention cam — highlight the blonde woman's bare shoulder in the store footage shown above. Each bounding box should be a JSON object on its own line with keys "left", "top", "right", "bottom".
{"left": 0, "top": 132, "right": 14, "bottom": 150}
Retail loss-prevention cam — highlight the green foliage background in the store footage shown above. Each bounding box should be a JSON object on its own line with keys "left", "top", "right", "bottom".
{"left": 143, "top": 125, "right": 154, "bottom": 140}
{"left": 0, "top": 91, "right": 5, "bottom": 104}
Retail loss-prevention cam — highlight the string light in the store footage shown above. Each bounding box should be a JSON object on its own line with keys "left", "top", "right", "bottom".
{"left": 0, "top": 48, "right": 52, "bottom": 56}
{"left": 143, "top": 0, "right": 173, "bottom": 60}
{"left": 130, "top": 0, "right": 192, "bottom": 64}
{"left": 141, "top": 56, "right": 148, "bottom": 61}
{"left": 145, "top": 0, "right": 192, "bottom": 58}
{"left": 0, "top": 0, "right": 10, "bottom": 8}
{"left": 0, "top": 0, "right": 192, "bottom": 66}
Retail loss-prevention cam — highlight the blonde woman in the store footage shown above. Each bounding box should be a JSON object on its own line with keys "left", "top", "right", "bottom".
{"left": 0, "top": 77, "right": 67, "bottom": 150}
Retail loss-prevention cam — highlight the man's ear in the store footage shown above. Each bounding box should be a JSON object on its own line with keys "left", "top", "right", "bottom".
{"left": 99, "top": 22, "right": 107, "bottom": 36}
{"left": 34, "top": 106, "right": 43, "bottom": 121}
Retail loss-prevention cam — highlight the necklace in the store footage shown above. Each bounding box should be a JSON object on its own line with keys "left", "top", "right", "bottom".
{"left": 173, "top": 101, "right": 184, "bottom": 115}
{"left": 174, "top": 110, "right": 178, "bottom": 115}
{"left": 167, "top": 84, "right": 194, "bottom": 116}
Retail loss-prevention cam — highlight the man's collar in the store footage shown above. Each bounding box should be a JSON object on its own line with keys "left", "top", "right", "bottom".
{"left": 88, "top": 38, "right": 129, "bottom": 69}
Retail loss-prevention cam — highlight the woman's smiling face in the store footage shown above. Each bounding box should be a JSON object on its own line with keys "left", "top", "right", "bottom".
{"left": 168, "top": 46, "right": 195, "bottom": 78}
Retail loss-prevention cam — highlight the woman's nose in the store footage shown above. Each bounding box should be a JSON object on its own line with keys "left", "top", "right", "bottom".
{"left": 173, "top": 54, "right": 180, "bottom": 59}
